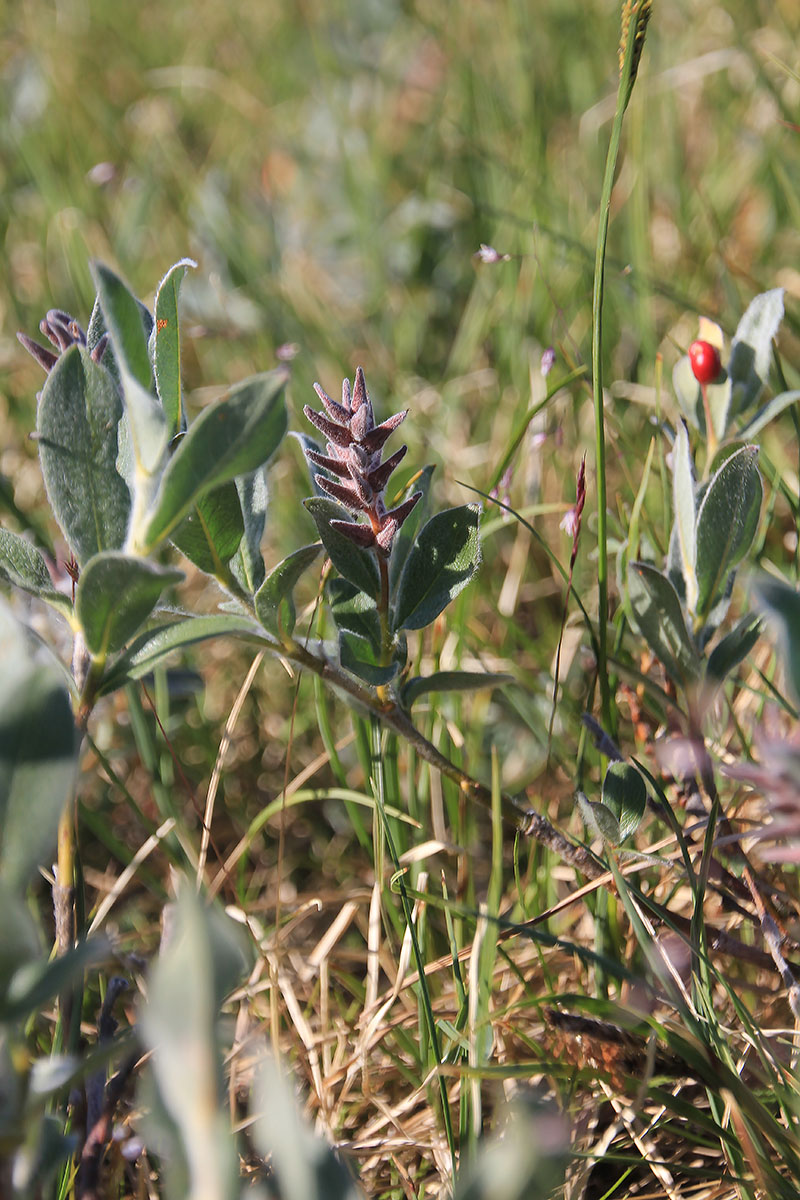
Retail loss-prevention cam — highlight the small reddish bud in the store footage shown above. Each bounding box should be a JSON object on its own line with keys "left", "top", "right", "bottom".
{"left": 688, "top": 340, "right": 721, "bottom": 385}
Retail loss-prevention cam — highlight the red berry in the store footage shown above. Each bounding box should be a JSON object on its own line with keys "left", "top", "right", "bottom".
{"left": 688, "top": 339, "right": 721, "bottom": 385}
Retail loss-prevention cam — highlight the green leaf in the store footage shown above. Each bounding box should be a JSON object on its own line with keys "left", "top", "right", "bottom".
{"left": 695, "top": 445, "right": 761, "bottom": 621}
{"left": 91, "top": 261, "right": 154, "bottom": 393}
{"left": 706, "top": 613, "right": 762, "bottom": 687}
{"left": 672, "top": 422, "right": 697, "bottom": 614}
{"left": 140, "top": 883, "right": 246, "bottom": 1200}
{"left": 76, "top": 552, "right": 184, "bottom": 657}
{"left": 753, "top": 575, "right": 800, "bottom": 705}
{"left": 736, "top": 389, "right": 800, "bottom": 441}
{"left": 393, "top": 503, "right": 482, "bottom": 632}
{"left": 254, "top": 543, "right": 322, "bottom": 639}
{"left": 171, "top": 483, "right": 244, "bottom": 579}
{"left": 577, "top": 792, "right": 620, "bottom": 846}
{"left": 728, "top": 288, "right": 784, "bottom": 419}
{"left": 602, "top": 762, "right": 646, "bottom": 842}
{"left": 37, "top": 345, "right": 131, "bottom": 564}
{"left": 328, "top": 578, "right": 381, "bottom": 653}
{"left": 0, "top": 600, "right": 77, "bottom": 893}
{"left": 303, "top": 497, "right": 380, "bottom": 599}
{"left": 2, "top": 924, "right": 106, "bottom": 1024}
{"left": 98, "top": 613, "right": 264, "bottom": 696}
{"left": 85, "top": 274, "right": 154, "bottom": 387}
{"left": 0, "top": 529, "right": 73, "bottom": 617}
{"left": 231, "top": 467, "right": 269, "bottom": 594}
{"left": 627, "top": 562, "right": 700, "bottom": 685}
{"left": 339, "top": 630, "right": 399, "bottom": 686}
{"left": 400, "top": 669, "right": 513, "bottom": 709}
{"left": 141, "top": 370, "right": 288, "bottom": 551}
{"left": 389, "top": 464, "right": 435, "bottom": 591}
{"left": 149, "top": 258, "right": 196, "bottom": 436}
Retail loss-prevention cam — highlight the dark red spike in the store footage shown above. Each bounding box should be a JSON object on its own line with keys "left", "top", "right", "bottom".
{"left": 316, "top": 474, "right": 365, "bottom": 511}
{"left": 17, "top": 332, "right": 58, "bottom": 374}
{"left": 306, "top": 449, "right": 352, "bottom": 478}
{"left": 351, "top": 366, "right": 368, "bottom": 412}
{"left": 303, "top": 405, "right": 352, "bottom": 449}
{"left": 384, "top": 490, "right": 422, "bottom": 528}
{"left": 313, "top": 382, "right": 351, "bottom": 425}
{"left": 366, "top": 444, "right": 407, "bottom": 492}
{"left": 360, "top": 410, "right": 407, "bottom": 455}
{"left": 329, "top": 518, "right": 376, "bottom": 548}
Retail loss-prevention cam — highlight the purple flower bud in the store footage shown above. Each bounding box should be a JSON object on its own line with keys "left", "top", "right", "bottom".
{"left": 541, "top": 347, "right": 556, "bottom": 378}
{"left": 560, "top": 507, "right": 580, "bottom": 539}
{"left": 476, "top": 243, "right": 509, "bottom": 264}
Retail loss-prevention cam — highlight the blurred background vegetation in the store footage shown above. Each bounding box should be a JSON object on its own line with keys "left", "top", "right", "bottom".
{"left": 1, "top": 1, "right": 799, "bottom": 1194}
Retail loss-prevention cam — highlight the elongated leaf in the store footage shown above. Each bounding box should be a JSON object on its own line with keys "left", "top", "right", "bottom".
{"left": 400, "top": 670, "right": 513, "bottom": 709}
{"left": 0, "top": 882, "right": 45, "bottom": 1015}
{"left": 92, "top": 261, "right": 154, "bottom": 392}
{"left": 118, "top": 371, "right": 170, "bottom": 485}
{"left": 304, "top": 497, "right": 380, "bottom": 599}
{"left": 339, "top": 630, "right": 399, "bottom": 686}
{"left": 149, "top": 258, "right": 196, "bottom": 435}
{"left": 1, "top": 917, "right": 106, "bottom": 1023}
{"left": 76, "top": 552, "right": 184, "bottom": 657}
{"left": 706, "top": 613, "right": 762, "bottom": 686}
{"left": 736, "top": 389, "right": 800, "bottom": 441}
{"left": 140, "top": 884, "right": 245, "bottom": 1200}
{"left": 389, "top": 464, "right": 436, "bottom": 591}
{"left": 695, "top": 445, "right": 761, "bottom": 620}
{"left": 672, "top": 422, "right": 697, "bottom": 614}
{"left": 753, "top": 575, "right": 800, "bottom": 705}
{"left": 141, "top": 370, "right": 288, "bottom": 551}
{"left": 171, "top": 484, "right": 244, "bottom": 578}
{"left": 0, "top": 528, "right": 73, "bottom": 617}
{"left": 393, "top": 504, "right": 481, "bottom": 632}
{"left": 728, "top": 288, "right": 784, "bottom": 418}
{"left": 231, "top": 467, "right": 269, "bottom": 594}
{"left": 98, "top": 613, "right": 265, "bottom": 696}
{"left": 86, "top": 276, "right": 154, "bottom": 386}
{"left": 577, "top": 792, "right": 620, "bottom": 845}
{"left": 627, "top": 562, "right": 700, "bottom": 685}
{"left": 255, "top": 543, "right": 322, "bottom": 639}
{"left": 328, "top": 578, "right": 381, "bottom": 653}
{"left": 602, "top": 762, "right": 646, "bottom": 842}
{"left": 37, "top": 345, "right": 131, "bottom": 564}
{"left": 250, "top": 1057, "right": 363, "bottom": 1200}
{"left": 0, "top": 600, "right": 77, "bottom": 893}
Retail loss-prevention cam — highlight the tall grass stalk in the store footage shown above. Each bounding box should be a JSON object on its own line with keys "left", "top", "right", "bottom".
{"left": 592, "top": 1, "right": 651, "bottom": 734}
